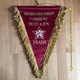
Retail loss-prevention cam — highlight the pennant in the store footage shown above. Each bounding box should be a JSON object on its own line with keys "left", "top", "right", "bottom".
{"left": 14, "top": 5, "right": 67, "bottom": 78}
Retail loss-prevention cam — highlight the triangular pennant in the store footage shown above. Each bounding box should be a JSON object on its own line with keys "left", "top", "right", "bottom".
{"left": 14, "top": 5, "right": 67, "bottom": 78}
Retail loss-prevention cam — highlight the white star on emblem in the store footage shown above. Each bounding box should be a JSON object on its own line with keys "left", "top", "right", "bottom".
{"left": 33, "top": 27, "right": 46, "bottom": 39}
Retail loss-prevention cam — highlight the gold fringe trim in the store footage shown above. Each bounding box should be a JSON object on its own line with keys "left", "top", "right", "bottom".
{"left": 13, "top": 6, "right": 67, "bottom": 78}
